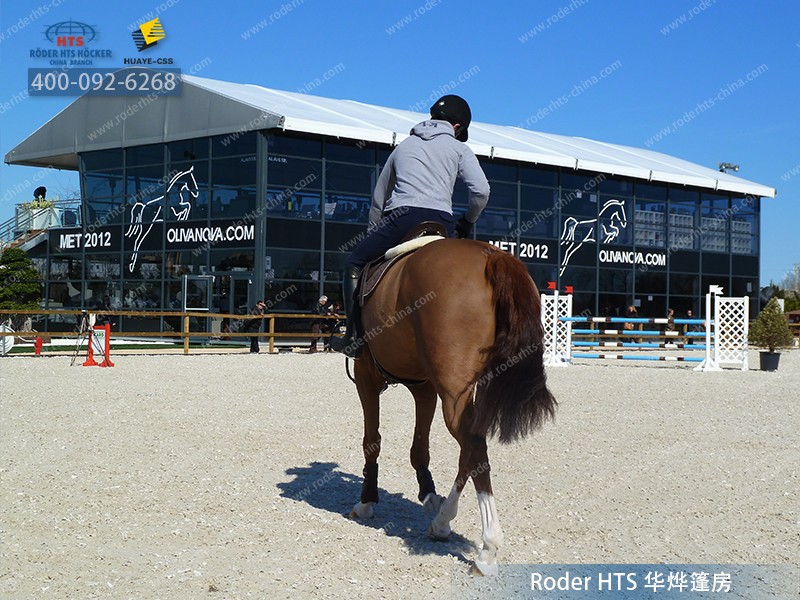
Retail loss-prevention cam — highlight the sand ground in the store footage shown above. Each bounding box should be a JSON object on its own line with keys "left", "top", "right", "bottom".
{"left": 1, "top": 349, "right": 798, "bottom": 599}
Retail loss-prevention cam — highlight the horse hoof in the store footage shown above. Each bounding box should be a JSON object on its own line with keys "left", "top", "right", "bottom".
{"left": 422, "top": 493, "right": 445, "bottom": 515}
{"left": 427, "top": 523, "right": 451, "bottom": 541}
{"left": 349, "top": 502, "right": 374, "bottom": 519}
{"left": 469, "top": 561, "right": 498, "bottom": 577}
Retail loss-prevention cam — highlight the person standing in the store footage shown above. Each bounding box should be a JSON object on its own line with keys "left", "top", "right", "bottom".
{"left": 309, "top": 295, "right": 329, "bottom": 353}
{"left": 330, "top": 94, "right": 490, "bottom": 358}
{"left": 247, "top": 300, "right": 266, "bottom": 353}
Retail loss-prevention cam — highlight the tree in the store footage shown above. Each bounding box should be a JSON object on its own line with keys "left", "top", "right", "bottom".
{"left": 749, "top": 297, "right": 794, "bottom": 353}
{"left": 0, "top": 248, "right": 42, "bottom": 310}
{"left": 780, "top": 263, "right": 799, "bottom": 294}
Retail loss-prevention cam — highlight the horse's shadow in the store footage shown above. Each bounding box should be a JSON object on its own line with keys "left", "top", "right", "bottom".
{"left": 277, "top": 461, "right": 475, "bottom": 563}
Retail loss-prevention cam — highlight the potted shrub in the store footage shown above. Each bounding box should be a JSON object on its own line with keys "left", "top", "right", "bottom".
{"left": 749, "top": 297, "right": 794, "bottom": 371}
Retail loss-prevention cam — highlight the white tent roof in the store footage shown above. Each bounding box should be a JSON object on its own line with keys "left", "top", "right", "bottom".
{"left": 186, "top": 75, "right": 775, "bottom": 198}
{"left": 6, "top": 73, "right": 776, "bottom": 198}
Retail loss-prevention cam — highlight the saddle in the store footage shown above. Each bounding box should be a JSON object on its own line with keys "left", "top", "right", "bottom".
{"left": 358, "top": 221, "right": 446, "bottom": 306}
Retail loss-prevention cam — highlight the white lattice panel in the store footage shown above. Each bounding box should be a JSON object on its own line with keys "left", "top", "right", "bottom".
{"left": 714, "top": 296, "right": 749, "bottom": 370}
{"left": 541, "top": 293, "right": 572, "bottom": 366}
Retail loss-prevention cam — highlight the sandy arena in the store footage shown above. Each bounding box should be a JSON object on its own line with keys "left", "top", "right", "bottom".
{"left": 1, "top": 350, "right": 798, "bottom": 599}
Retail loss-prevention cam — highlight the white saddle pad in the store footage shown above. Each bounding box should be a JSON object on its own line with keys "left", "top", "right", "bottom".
{"left": 384, "top": 235, "right": 444, "bottom": 260}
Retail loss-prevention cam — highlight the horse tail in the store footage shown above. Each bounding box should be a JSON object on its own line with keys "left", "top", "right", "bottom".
{"left": 471, "top": 249, "right": 557, "bottom": 444}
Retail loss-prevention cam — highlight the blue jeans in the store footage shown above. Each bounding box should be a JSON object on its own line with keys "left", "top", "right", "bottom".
{"left": 346, "top": 207, "right": 454, "bottom": 270}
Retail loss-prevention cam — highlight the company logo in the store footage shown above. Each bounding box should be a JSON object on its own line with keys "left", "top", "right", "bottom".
{"left": 559, "top": 198, "right": 628, "bottom": 276}
{"left": 131, "top": 17, "right": 165, "bottom": 51}
{"left": 44, "top": 20, "right": 97, "bottom": 47}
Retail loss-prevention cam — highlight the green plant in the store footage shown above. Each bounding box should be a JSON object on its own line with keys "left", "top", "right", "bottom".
{"left": 749, "top": 297, "right": 794, "bottom": 353}
{"left": 21, "top": 198, "right": 56, "bottom": 210}
{"left": 0, "top": 247, "right": 42, "bottom": 310}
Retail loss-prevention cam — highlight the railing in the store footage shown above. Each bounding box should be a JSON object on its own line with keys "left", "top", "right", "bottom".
{"left": 0, "top": 309, "right": 342, "bottom": 355}
{"left": 0, "top": 199, "right": 82, "bottom": 247}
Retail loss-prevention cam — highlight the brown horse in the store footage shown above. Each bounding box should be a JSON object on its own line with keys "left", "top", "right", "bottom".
{"left": 349, "top": 238, "right": 557, "bottom": 575}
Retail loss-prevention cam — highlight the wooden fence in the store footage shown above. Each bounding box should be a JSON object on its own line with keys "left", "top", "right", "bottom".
{"left": 0, "top": 309, "right": 342, "bottom": 355}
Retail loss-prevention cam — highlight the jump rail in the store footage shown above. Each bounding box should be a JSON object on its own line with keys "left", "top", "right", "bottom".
{"left": 541, "top": 287, "right": 748, "bottom": 371}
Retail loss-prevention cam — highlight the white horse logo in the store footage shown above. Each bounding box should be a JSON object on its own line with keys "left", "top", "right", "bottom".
{"left": 559, "top": 198, "right": 627, "bottom": 276}
{"left": 124, "top": 166, "right": 198, "bottom": 272}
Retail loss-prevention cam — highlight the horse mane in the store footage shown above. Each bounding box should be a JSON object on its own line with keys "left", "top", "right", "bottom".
{"left": 471, "top": 248, "right": 557, "bottom": 443}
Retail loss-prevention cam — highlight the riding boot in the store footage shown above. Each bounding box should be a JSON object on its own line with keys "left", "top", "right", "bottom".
{"left": 330, "top": 266, "right": 363, "bottom": 358}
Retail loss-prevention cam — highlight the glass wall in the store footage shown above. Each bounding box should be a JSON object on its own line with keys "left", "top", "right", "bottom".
{"left": 38, "top": 130, "right": 761, "bottom": 333}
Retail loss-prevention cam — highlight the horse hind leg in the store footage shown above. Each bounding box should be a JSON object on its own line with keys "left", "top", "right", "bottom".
{"left": 408, "top": 382, "right": 443, "bottom": 514}
{"left": 350, "top": 353, "right": 386, "bottom": 520}
{"left": 430, "top": 390, "right": 503, "bottom": 576}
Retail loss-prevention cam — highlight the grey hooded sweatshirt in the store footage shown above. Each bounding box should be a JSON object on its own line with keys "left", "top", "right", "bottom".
{"left": 368, "top": 120, "right": 490, "bottom": 227}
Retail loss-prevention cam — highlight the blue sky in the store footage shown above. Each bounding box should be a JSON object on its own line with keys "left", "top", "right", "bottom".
{"left": 1, "top": 0, "right": 798, "bottom": 286}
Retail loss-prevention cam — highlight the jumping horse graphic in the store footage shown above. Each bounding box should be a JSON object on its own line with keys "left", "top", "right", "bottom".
{"left": 124, "top": 166, "right": 198, "bottom": 272}
{"left": 559, "top": 198, "right": 627, "bottom": 276}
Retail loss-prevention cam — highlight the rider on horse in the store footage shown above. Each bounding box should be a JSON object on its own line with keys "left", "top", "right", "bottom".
{"left": 330, "top": 95, "right": 491, "bottom": 358}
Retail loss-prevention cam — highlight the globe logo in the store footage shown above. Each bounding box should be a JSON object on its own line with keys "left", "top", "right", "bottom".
{"left": 44, "top": 21, "right": 96, "bottom": 46}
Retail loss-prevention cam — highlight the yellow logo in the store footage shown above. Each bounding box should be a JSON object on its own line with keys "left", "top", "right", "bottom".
{"left": 132, "top": 17, "right": 165, "bottom": 51}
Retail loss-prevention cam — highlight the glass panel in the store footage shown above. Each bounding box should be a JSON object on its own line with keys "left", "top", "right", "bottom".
{"left": 562, "top": 266, "right": 596, "bottom": 292}
{"left": 210, "top": 249, "right": 255, "bottom": 272}
{"left": 264, "top": 248, "right": 320, "bottom": 280}
{"left": 600, "top": 176, "right": 634, "bottom": 197}
{"left": 668, "top": 201, "right": 698, "bottom": 251}
{"left": 634, "top": 199, "right": 667, "bottom": 248}
{"left": 49, "top": 255, "right": 83, "bottom": 280}
{"left": 475, "top": 208, "right": 516, "bottom": 237}
{"left": 46, "top": 282, "right": 81, "bottom": 308}
{"left": 326, "top": 139, "right": 375, "bottom": 164}
{"left": 128, "top": 251, "right": 162, "bottom": 280}
{"left": 123, "top": 280, "right": 162, "bottom": 310}
{"left": 637, "top": 295, "right": 667, "bottom": 319}
{"left": 164, "top": 251, "right": 205, "bottom": 279}
{"left": 520, "top": 165, "right": 557, "bottom": 187}
{"left": 210, "top": 186, "right": 256, "bottom": 218}
{"left": 669, "top": 187, "right": 699, "bottom": 203}
{"left": 323, "top": 221, "right": 363, "bottom": 252}
{"left": 481, "top": 160, "right": 517, "bottom": 183}
{"left": 326, "top": 162, "right": 374, "bottom": 195}
{"left": 212, "top": 132, "right": 257, "bottom": 158}
{"left": 323, "top": 252, "right": 347, "bottom": 280}
{"left": 521, "top": 185, "right": 557, "bottom": 213}
{"left": 598, "top": 293, "right": 629, "bottom": 317}
{"left": 263, "top": 280, "right": 317, "bottom": 312}
{"left": 84, "top": 170, "right": 124, "bottom": 199}
{"left": 635, "top": 182, "right": 667, "bottom": 201}
{"left": 599, "top": 267, "right": 633, "bottom": 294}
{"left": 126, "top": 144, "right": 164, "bottom": 166}
{"left": 86, "top": 255, "right": 121, "bottom": 280}
{"left": 268, "top": 157, "right": 322, "bottom": 188}
{"left": 212, "top": 156, "right": 257, "bottom": 187}
{"left": 324, "top": 193, "right": 370, "bottom": 223}
{"left": 82, "top": 149, "right": 122, "bottom": 171}
{"left": 669, "top": 272, "right": 700, "bottom": 296}
{"left": 669, "top": 297, "right": 701, "bottom": 320}
{"left": 560, "top": 186, "right": 598, "bottom": 218}
{"left": 487, "top": 181, "right": 516, "bottom": 210}
{"left": 634, "top": 268, "right": 666, "bottom": 294}
{"left": 168, "top": 137, "right": 209, "bottom": 162}
{"left": 268, "top": 133, "right": 322, "bottom": 158}
{"left": 702, "top": 252, "right": 729, "bottom": 275}
{"left": 126, "top": 164, "right": 166, "bottom": 198}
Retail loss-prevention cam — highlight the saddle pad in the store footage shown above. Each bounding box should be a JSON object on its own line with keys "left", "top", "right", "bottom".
{"left": 384, "top": 235, "right": 444, "bottom": 260}
{"left": 359, "top": 236, "right": 444, "bottom": 306}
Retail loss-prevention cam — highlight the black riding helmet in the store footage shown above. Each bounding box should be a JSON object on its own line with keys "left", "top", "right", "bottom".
{"left": 430, "top": 94, "right": 471, "bottom": 142}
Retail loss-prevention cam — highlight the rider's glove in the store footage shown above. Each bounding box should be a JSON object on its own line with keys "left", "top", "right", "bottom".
{"left": 455, "top": 217, "right": 473, "bottom": 239}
